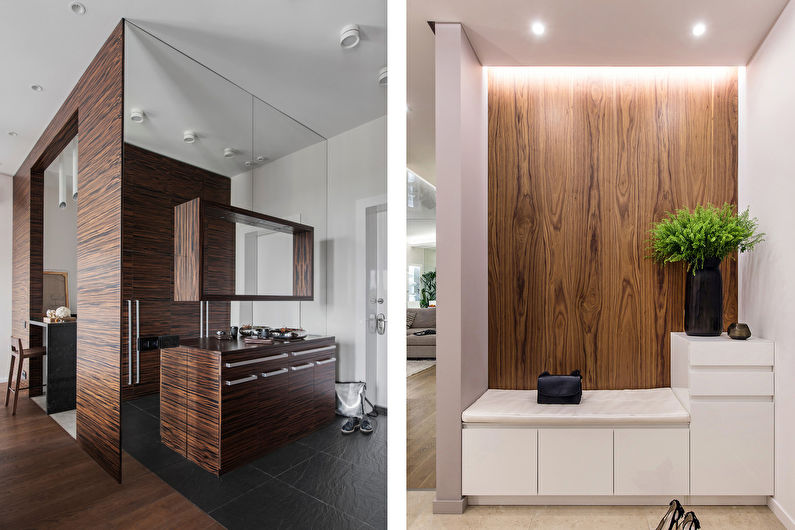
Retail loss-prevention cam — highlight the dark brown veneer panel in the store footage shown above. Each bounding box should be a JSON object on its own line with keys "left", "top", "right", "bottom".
{"left": 487, "top": 68, "right": 738, "bottom": 390}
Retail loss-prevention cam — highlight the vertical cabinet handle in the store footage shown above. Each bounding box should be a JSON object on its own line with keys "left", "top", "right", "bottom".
{"left": 127, "top": 300, "right": 132, "bottom": 386}
{"left": 135, "top": 300, "right": 140, "bottom": 384}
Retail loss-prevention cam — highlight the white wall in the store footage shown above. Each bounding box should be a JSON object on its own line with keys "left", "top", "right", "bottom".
{"left": 230, "top": 116, "right": 387, "bottom": 389}
{"left": 43, "top": 176, "right": 78, "bottom": 311}
{"left": 741, "top": 3, "right": 795, "bottom": 526}
{"left": 0, "top": 174, "right": 12, "bottom": 382}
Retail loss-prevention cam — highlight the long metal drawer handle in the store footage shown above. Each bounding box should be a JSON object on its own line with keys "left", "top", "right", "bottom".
{"left": 315, "top": 358, "right": 337, "bottom": 366}
{"left": 224, "top": 353, "right": 288, "bottom": 368}
{"left": 291, "top": 346, "right": 335, "bottom": 357}
{"left": 291, "top": 363, "right": 314, "bottom": 371}
{"left": 127, "top": 300, "right": 132, "bottom": 386}
{"left": 261, "top": 367, "right": 288, "bottom": 378}
{"left": 224, "top": 374, "right": 258, "bottom": 386}
{"left": 135, "top": 300, "right": 140, "bottom": 384}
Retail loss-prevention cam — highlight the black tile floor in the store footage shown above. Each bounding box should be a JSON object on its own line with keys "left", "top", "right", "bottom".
{"left": 122, "top": 394, "right": 386, "bottom": 529}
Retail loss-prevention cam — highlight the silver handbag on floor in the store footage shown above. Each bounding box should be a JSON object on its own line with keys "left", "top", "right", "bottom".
{"left": 335, "top": 381, "right": 377, "bottom": 418}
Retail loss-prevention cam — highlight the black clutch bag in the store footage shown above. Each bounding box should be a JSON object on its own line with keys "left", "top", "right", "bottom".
{"left": 537, "top": 370, "right": 582, "bottom": 404}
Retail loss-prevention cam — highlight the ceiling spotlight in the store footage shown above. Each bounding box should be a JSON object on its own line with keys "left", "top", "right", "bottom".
{"left": 183, "top": 130, "right": 197, "bottom": 144}
{"left": 69, "top": 1, "right": 86, "bottom": 15}
{"left": 30, "top": 84, "right": 43, "bottom": 92}
{"left": 692, "top": 22, "right": 706, "bottom": 37}
{"left": 8, "top": 131, "right": 18, "bottom": 137}
{"left": 377, "top": 66, "right": 388, "bottom": 87}
{"left": 223, "top": 147, "right": 236, "bottom": 158}
{"left": 256, "top": 155, "right": 267, "bottom": 162}
{"left": 130, "top": 108, "right": 145, "bottom": 123}
{"left": 244, "top": 160, "right": 254, "bottom": 167}
{"left": 340, "top": 24, "right": 361, "bottom": 49}
{"left": 531, "top": 21, "right": 546, "bottom": 36}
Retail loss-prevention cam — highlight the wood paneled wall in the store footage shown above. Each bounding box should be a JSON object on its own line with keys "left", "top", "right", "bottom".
{"left": 487, "top": 68, "right": 738, "bottom": 390}
{"left": 13, "top": 22, "right": 125, "bottom": 480}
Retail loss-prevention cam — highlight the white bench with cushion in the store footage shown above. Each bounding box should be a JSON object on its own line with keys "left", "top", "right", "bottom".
{"left": 461, "top": 333, "right": 775, "bottom": 505}
{"left": 462, "top": 388, "right": 691, "bottom": 499}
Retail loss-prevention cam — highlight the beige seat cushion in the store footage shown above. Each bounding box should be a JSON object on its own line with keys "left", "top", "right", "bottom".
{"left": 462, "top": 388, "right": 690, "bottom": 425}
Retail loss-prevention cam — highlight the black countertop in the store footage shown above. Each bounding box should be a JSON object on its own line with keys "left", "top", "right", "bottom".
{"left": 175, "top": 335, "right": 335, "bottom": 354}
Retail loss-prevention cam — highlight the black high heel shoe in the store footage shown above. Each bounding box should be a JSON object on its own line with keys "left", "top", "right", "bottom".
{"left": 656, "top": 499, "right": 685, "bottom": 530}
{"left": 678, "top": 511, "right": 701, "bottom": 530}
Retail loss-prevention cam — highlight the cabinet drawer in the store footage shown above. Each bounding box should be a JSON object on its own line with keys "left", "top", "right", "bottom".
{"left": 313, "top": 357, "right": 337, "bottom": 427}
{"left": 222, "top": 352, "right": 289, "bottom": 382}
{"left": 614, "top": 428, "right": 689, "bottom": 495}
{"left": 689, "top": 370, "right": 773, "bottom": 397}
{"left": 462, "top": 427, "right": 537, "bottom": 496}
{"left": 690, "top": 401, "right": 774, "bottom": 495}
{"left": 538, "top": 428, "right": 613, "bottom": 495}
{"left": 259, "top": 366, "right": 289, "bottom": 449}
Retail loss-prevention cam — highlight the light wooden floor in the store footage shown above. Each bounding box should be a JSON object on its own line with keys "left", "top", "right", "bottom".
{"left": 407, "top": 365, "right": 436, "bottom": 489}
{"left": 408, "top": 491, "right": 785, "bottom": 529}
{"left": 0, "top": 384, "right": 220, "bottom": 528}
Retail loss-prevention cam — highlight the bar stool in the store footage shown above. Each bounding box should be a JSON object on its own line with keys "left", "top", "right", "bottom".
{"left": 5, "top": 337, "right": 46, "bottom": 415}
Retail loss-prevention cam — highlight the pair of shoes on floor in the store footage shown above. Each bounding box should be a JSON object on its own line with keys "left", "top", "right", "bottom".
{"left": 656, "top": 499, "right": 701, "bottom": 530}
{"left": 340, "top": 416, "right": 374, "bottom": 435}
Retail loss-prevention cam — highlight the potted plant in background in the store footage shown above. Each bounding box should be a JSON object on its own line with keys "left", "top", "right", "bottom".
{"left": 419, "top": 270, "right": 436, "bottom": 309}
{"left": 648, "top": 203, "right": 764, "bottom": 336}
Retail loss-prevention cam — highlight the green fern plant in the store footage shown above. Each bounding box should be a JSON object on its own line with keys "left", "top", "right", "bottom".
{"left": 648, "top": 203, "right": 764, "bottom": 274}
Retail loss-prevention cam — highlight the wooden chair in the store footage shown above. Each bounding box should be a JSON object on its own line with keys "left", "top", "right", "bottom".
{"left": 5, "top": 337, "right": 46, "bottom": 415}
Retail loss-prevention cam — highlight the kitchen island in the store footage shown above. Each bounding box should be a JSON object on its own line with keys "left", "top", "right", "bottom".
{"left": 160, "top": 335, "right": 336, "bottom": 475}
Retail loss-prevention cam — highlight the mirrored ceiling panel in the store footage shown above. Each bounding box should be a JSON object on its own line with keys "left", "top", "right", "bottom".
{"left": 125, "top": 22, "right": 326, "bottom": 179}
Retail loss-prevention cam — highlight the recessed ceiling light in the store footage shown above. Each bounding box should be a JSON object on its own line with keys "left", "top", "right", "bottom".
{"left": 183, "top": 130, "right": 197, "bottom": 144}
{"left": 531, "top": 21, "right": 546, "bottom": 36}
{"left": 692, "top": 22, "right": 707, "bottom": 37}
{"left": 244, "top": 160, "right": 254, "bottom": 167}
{"left": 130, "top": 108, "right": 145, "bottom": 123}
{"left": 69, "top": 2, "right": 86, "bottom": 15}
{"left": 256, "top": 155, "right": 266, "bottom": 162}
{"left": 378, "top": 66, "right": 388, "bottom": 87}
{"left": 30, "top": 84, "right": 43, "bottom": 92}
{"left": 8, "top": 131, "right": 18, "bottom": 137}
{"left": 223, "top": 147, "right": 236, "bottom": 158}
{"left": 340, "top": 24, "right": 361, "bottom": 49}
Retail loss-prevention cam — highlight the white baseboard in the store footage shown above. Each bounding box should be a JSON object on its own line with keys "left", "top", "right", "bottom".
{"left": 467, "top": 495, "right": 768, "bottom": 506}
{"left": 769, "top": 497, "right": 795, "bottom": 529}
{"left": 0, "top": 377, "right": 6, "bottom": 384}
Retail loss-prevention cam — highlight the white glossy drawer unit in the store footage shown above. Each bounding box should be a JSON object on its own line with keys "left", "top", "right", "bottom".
{"left": 614, "top": 427, "right": 689, "bottom": 495}
{"left": 538, "top": 428, "right": 613, "bottom": 495}
{"left": 688, "top": 370, "right": 773, "bottom": 397}
{"left": 462, "top": 427, "right": 537, "bottom": 496}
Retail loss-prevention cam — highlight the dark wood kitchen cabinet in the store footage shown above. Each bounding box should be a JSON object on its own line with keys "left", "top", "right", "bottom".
{"left": 160, "top": 336, "right": 337, "bottom": 475}
{"left": 121, "top": 143, "right": 231, "bottom": 400}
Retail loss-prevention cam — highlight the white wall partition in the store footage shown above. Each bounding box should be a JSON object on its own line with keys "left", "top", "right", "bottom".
{"left": 740, "top": 1, "right": 795, "bottom": 526}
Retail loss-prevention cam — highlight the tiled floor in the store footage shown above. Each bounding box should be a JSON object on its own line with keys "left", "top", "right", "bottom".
{"left": 30, "top": 394, "right": 77, "bottom": 438}
{"left": 123, "top": 394, "right": 386, "bottom": 529}
{"left": 407, "top": 491, "right": 785, "bottom": 529}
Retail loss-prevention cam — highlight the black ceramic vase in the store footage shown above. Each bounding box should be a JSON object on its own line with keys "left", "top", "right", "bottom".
{"left": 684, "top": 258, "right": 723, "bottom": 336}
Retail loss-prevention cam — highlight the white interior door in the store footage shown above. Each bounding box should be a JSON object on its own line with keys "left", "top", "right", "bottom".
{"left": 365, "top": 204, "right": 388, "bottom": 408}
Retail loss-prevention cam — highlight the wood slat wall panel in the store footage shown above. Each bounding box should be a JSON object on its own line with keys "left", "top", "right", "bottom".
{"left": 487, "top": 68, "right": 738, "bottom": 390}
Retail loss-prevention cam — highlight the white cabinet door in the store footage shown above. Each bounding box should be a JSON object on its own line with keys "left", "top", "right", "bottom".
{"left": 690, "top": 401, "right": 774, "bottom": 495}
{"left": 538, "top": 428, "right": 613, "bottom": 495}
{"left": 614, "top": 428, "right": 689, "bottom": 495}
{"left": 462, "top": 427, "right": 537, "bottom": 495}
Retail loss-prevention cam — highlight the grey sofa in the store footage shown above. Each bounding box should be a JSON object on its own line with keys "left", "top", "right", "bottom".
{"left": 407, "top": 307, "right": 436, "bottom": 359}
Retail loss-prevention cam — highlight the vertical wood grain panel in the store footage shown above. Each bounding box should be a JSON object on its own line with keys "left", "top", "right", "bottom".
{"left": 13, "top": 22, "right": 125, "bottom": 481}
{"left": 488, "top": 68, "right": 738, "bottom": 390}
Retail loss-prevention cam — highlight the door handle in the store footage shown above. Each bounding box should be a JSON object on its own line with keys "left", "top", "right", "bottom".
{"left": 376, "top": 313, "right": 387, "bottom": 335}
{"left": 135, "top": 300, "right": 140, "bottom": 384}
{"left": 224, "top": 374, "right": 258, "bottom": 386}
{"left": 290, "top": 363, "right": 314, "bottom": 371}
{"left": 127, "top": 300, "right": 132, "bottom": 385}
{"left": 261, "top": 367, "right": 288, "bottom": 378}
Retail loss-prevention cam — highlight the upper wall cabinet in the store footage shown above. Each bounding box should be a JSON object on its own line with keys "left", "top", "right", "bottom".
{"left": 174, "top": 198, "right": 314, "bottom": 302}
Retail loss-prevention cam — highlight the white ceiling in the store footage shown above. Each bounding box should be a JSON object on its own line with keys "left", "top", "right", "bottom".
{"left": 408, "top": 0, "right": 790, "bottom": 183}
{"left": 0, "top": 0, "right": 386, "bottom": 175}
